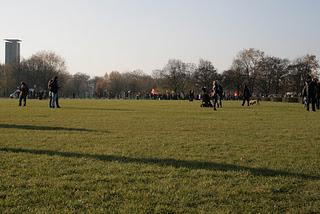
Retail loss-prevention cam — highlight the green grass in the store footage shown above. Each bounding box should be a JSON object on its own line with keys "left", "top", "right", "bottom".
{"left": 0, "top": 98, "right": 319, "bottom": 213}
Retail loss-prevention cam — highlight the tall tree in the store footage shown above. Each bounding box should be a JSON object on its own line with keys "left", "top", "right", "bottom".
{"left": 232, "top": 48, "right": 265, "bottom": 93}
{"left": 221, "top": 68, "right": 244, "bottom": 96}
{"left": 71, "top": 73, "right": 90, "bottom": 98}
{"left": 193, "top": 59, "right": 218, "bottom": 90}
{"left": 257, "top": 56, "right": 289, "bottom": 96}
{"left": 107, "top": 71, "right": 124, "bottom": 98}
{"left": 0, "top": 64, "right": 14, "bottom": 96}
{"left": 160, "top": 59, "right": 188, "bottom": 93}
{"left": 288, "top": 55, "right": 319, "bottom": 94}
{"left": 15, "top": 51, "right": 68, "bottom": 92}
{"left": 94, "top": 75, "right": 108, "bottom": 98}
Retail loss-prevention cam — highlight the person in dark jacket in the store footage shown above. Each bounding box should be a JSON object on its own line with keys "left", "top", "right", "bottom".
{"left": 217, "top": 83, "right": 223, "bottom": 108}
{"left": 49, "top": 76, "right": 61, "bottom": 108}
{"left": 242, "top": 85, "right": 251, "bottom": 106}
{"left": 307, "top": 77, "right": 317, "bottom": 111}
{"left": 19, "top": 81, "right": 29, "bottom": 107}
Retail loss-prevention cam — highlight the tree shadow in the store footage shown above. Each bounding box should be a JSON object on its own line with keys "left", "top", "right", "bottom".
{"left": 0, "top": 147, "right": 318, "bottom": 180}
{"left": 0, "top": 124, "right": 99, "bottom": 132}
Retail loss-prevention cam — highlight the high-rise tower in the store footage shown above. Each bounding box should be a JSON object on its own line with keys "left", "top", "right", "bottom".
{"left": 5, "top": 39, "right": 21, "bottom": 65}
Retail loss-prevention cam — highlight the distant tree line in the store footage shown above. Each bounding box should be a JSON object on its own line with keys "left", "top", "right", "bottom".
{"left": 0, "top": 49, "right": 319, "bottom": 99}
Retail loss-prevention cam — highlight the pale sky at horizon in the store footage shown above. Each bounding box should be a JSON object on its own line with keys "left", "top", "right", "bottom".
{"left": 1, "top": 0, "right": 319, "bottom": 76}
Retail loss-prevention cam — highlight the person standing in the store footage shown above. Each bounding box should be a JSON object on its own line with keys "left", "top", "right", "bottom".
{"left": 217, "top": 83, "right": 223, "bottom": 108}
{"left": 306, "top": 77, "right": 317, "bottom": 112}
{"left": 242, "top": 85, "right": 251, "bottom": 106}
{"left": 212, "top": 81, "right": 218, "bottom": 110}
{"left": 302, "top": 81, "right": 308, "bottom": 108}
{"left": 49, "top": 76, "right": 61, "bottom": 108}
{"left": 19, "top": 81, "right": 29, "bottom": 107}
{"left": 48, "top": 79, "right": 54, "bottom": 108}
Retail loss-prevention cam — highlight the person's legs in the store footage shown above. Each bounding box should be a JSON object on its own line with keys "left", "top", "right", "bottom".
{"left": 56, "top": 93, "right": 60, "bottom": 108}
{"left": 312, "top": 98, "right": 316, "bottom": 111}
{"left": 304, "top": 97, "right": 307, "bottom": 108}
{"left": 23, "top": 96, "right": 27, "bottom": 106}
{"left": 213, "top": 96, "right": 217, "bottom": 110}
{"left": 242, "top": 98, "right": 245, "bottom": 106}
{"left": 49, "top": 92, "right": 53, "bottom": 108}
{"left": 247, "top": 98, "right": 250, "bottom": 106}
{"left": 19, "top": 95, "right": 22, "bottom": 106}
{"left": 307, "top": 97, "right": 311, "bottom": 111}
{"left": 52, "top": 93, "right": 57, "bottom": 108}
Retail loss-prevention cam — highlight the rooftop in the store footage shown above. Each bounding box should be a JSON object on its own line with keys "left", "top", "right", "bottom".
{"left": 4, "top": 39, "right": 22, "bottom": 43}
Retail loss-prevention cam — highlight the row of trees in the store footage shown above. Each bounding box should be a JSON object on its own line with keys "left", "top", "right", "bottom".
{"left": 0, "top": 49, "right": 319, "bottom": 99}
{"left": 0, "top": 52, "right": 91, "bottom": 98}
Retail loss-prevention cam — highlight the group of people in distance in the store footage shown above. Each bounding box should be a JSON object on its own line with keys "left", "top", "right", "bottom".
{"left": 200, "top": 80, "right": 256, "bottom": 110}
{"left": 302, "top": 76, "right": 320, "bottom": 112}
{"left": 14, "top": 75, "right": 320, "bottom": 112}
{"left": 17, "top": 76, "right": 60, "bottom": 108}
{"left": 200, "top": 80, "right": 224, "bottom": 110}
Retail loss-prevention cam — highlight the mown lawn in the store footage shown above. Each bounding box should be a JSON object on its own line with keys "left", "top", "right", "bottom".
{"left": 0, "top": 98, "right": 319, "bottom": 213}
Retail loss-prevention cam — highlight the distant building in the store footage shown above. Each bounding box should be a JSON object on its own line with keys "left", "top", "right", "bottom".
{"left": 5, "top": 39, "right": 21, "bottom": 65}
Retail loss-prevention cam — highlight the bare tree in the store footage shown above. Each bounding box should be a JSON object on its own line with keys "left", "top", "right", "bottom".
{"left": 257, "top": 57, "right": 289, "bottom": 96}
{"left": 232, "top": 48, "right": 265, "bottom": 93}
{"left": 221, "top": 69, "right": 244, "bottom": 97}
{"left": 15, "top": 51, "right": 68, "bottom": 93}
{"left": 288, "top": 55, "right": 319, "bottom": 94}
{"left": 94, "top": 76, "right": 108, "bottom": 98}
{"left": 107, "top": 71, "right": 124, "bottom": 98}
{"left": 193, "top": 59, "right": 218, "bottom": 90}
{"left": 160, "top": 59, "right": 189, "bottom": 93}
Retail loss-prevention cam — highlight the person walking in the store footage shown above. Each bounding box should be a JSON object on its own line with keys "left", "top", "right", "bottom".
{"left": 242, "top": 85, "right": 251, "bottom": 106}
{"left": 18, "top": 81, "right": 29, "bottom": 107}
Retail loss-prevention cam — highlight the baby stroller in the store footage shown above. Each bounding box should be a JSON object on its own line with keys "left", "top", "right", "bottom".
{"left": 200, "top": 87, "right": 213, "bottom": 108}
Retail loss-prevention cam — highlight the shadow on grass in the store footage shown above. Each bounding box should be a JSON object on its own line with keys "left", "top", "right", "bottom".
{"left": 0, "top": 147, "right": 319, "bottom": 180}
{"left": 0, "top": 124, "right": 98, "bottom": 132}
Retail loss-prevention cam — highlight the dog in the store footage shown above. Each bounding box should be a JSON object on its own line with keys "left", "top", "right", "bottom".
{"left": 249, "top": 100, "right": 257, "bottom": 105}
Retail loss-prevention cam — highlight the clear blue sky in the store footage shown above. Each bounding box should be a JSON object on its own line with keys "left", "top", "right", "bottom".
{"left": 1, "top": 0, "right": 319, "bottom": 76}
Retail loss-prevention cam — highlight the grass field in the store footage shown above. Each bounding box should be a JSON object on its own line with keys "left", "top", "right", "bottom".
{"left": 0, "top": 98, "right": 319, "bottom": 213}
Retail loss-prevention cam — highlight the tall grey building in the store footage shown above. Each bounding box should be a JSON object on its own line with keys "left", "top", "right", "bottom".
{"left": 5, "top": 39, "right": 21, "bottom": 65}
